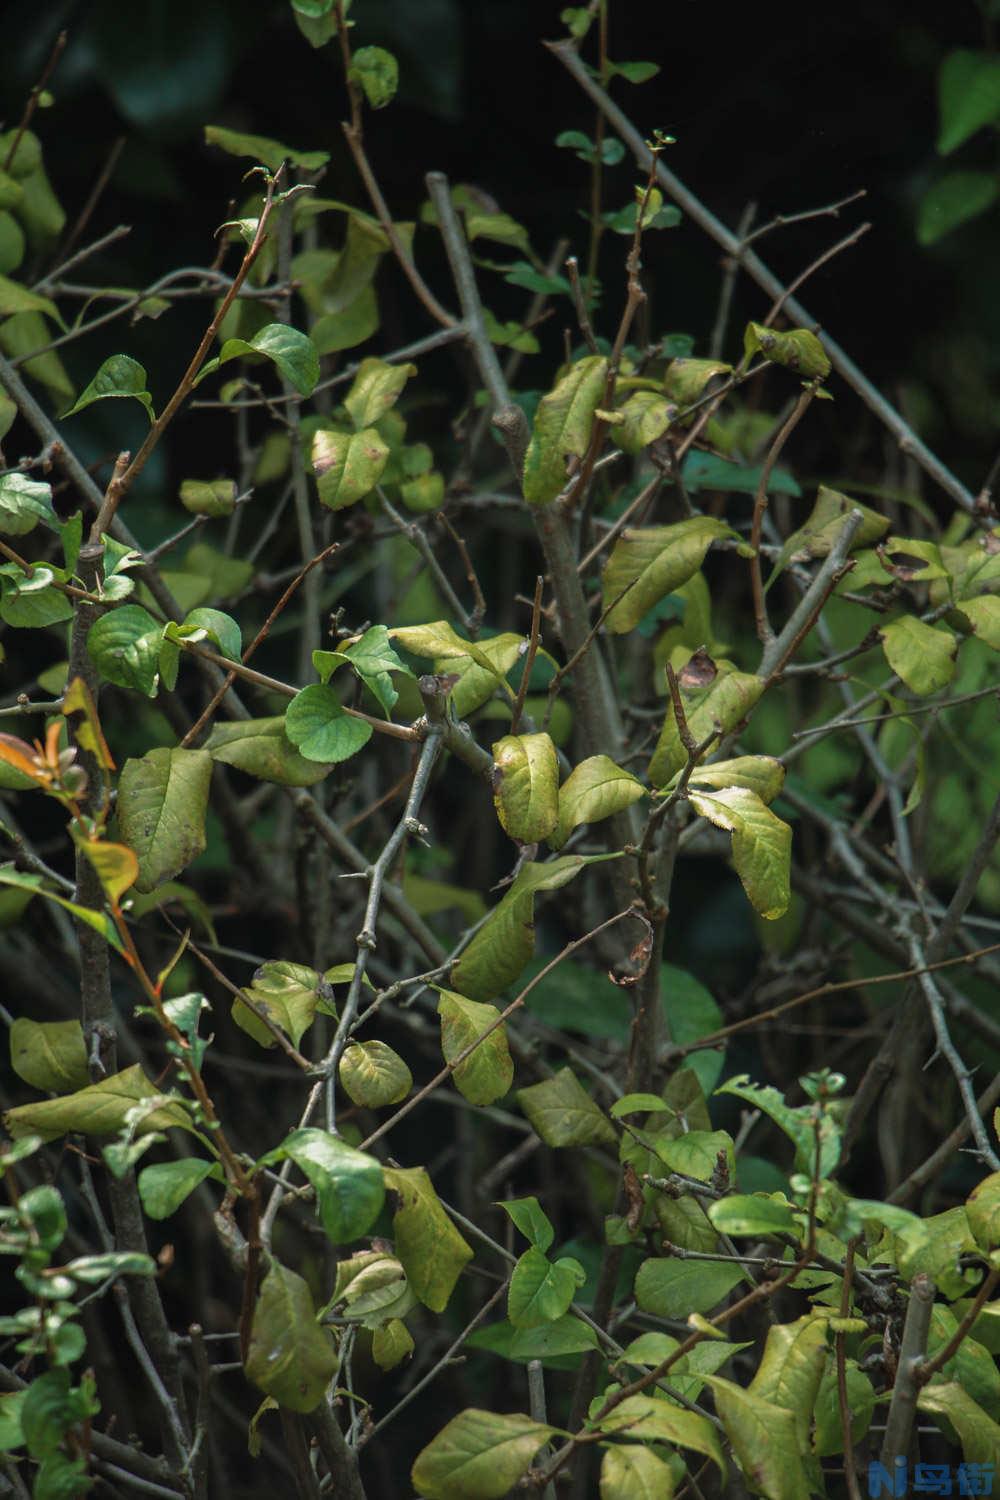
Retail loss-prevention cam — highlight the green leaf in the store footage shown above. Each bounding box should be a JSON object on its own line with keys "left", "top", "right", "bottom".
{"left": 649, "top": 666, "right": 765, "bottom": 786}
{"left": 411, "top": 1408, "right": 555, "bottom": 1500}
{"left": 655, "top": 1128, "right": 735, "bottom": 1184}
{"left": 285, "top": 684, "right": 373, "bottom": 763}
{"left": 198, "top": 324, "right": 319, "bottom": 396}
{"left": 388, "top": 622, "right": 529, "bottom": 714}
{"left": 957, "top": 595, "right": 1000, "bottom": 650}
{"left": 436, "top": 989, "right": 514, "bottom": 1106}
{"left": 611, "top": 389, "right": 675, "bottom": 454}
{"left": 608, "top": 59, "right": 661, "bottom": 84}
{"left": 0, "top": 865, "right": 122, "bottom": 950}
{"left": 349, "top": 46, "right": 399, "bottom": 109}
{"left": 686, "top": 755, "right": 785, "bottom": 804}
{"left": 62, "top": 354, "right": 154, "bottom": 422}
{"left": 938, "top": 50, "right": 1000, "bottom": 155}
{"left": 682, "top": 448, "right": 800, "bottom": 497}
{"left": 917, "top": 1383, "right": 1000, "bottom": 1467}
{"left": 204, "top": 124, "right": 330, "bottom": 171}
{"left": 0, "top": 563, "right": 73, "bottom": 629}
{"left": 635, "top": 1256, "right": 745, "bottom": 1318}
{"left": 343, "top": 357, "right": 416, "bottom": 429}
{"left": 522, "top": 355, "right": 608, "bottom": 506}
{"left": 603, "top": 517, "right": 735, "bottom": 634}
{"left": 233, "top": 960, "right": 330, "bottom": 1048}
{"left": 467, "top": 212, "right": 533, "bottom": 252}
{"left": 267, "top": 1127, "right": 384, "bottom": 1243}
{"left": 709, "top": 1194, "right": 798, "bottom": 1238}
{"left": 705, "top": 1377, "right": 809, "bottom": 1500}
{"left": 10, "top": 1018, "right": 88, "bottom": 1094}
{"left": 492, "top": 732, "right": 559, "bottom": 843}
{"left": 593, "top": 1394, "right": 725, "bottom": 1476}
{"left": 245, "top": 1261, "right": 338, "bottom": 1412}
{"left": 0, "top": 473, "right": 56, "bottom": 536}
{"left": 968, "top": 1172, "right": 1000, "bottom": 1252}
{"left": 929, "top": 1305, "right": 1000, "bottom": 1421}
{"left": 329, "top": 624, "right": 414, "bottom": 716}
{"left": 508, "top": 1247, "right": 585, "bottom": 1328}
{"left": 749, "top": 1315, "right": 830, "bottom": 1453}
{"left": 372, "top": 1318, "right": 414, "bottom": 1370}
{"left": 18, "top": 1183, "right": 66, "bottom": 1250}
{"left": 328, "top": 1249, "right": 416, "bottom": 1327}
{"left": 4, "top": 1065, "right": 193, "bottom": 1143}
{"left": 744, "top": 322, "right": 830, "bottom": 379}
{"left": 178, "top": 478, "right": 237, "bottom": 517}
{"left": 599, "top": 1444, "right": 676, "bottom": 1499}
{"left": 312, "top": 426, "right": 389, "bottom": 509}
{"left": 339, "top": 1040, "right": 412, "bottom": 1107}
{"left": 549, "top": 754, "right": 644, "bottom": 850}
{"left": 0, "top": 310, "right": 73, "bottom": 407}
{"left": 813, "top": 1355, "right": 875, "bottom": 1455}
{"left": 138, "top": 1158, "right": 218, "bottom": 1219}
{"left": 21, "top": 1369, "right": 73, "bottom": 1458}
{"left": 879, "top": 615, "right": 957, "bottom": 696}
{"left": 498, "top": 1196, "right": 554, "bottom": 1253}
{"left": 663, "top": 357, "right": 732, "bottom": 406}
{"left": 772, "top": 485, "right": 889, "bottom": 579}
{"left": 0, "top": 274, "right": 59, "bottom": 322}
{"left": 688, "top": 786, "right": 792, "bottom": 919}
{"left": 87, "top": 605, "right": 164, "bottom": 696}
{"left": 117, "top": 748, "right": 213, "bottom": 893}
{"left": 203, "top": 716, "right": 334, "bottom": 786}
{"left": 715, "top": 1075, "right": 841, "bottom": 1179}
{"left": 383, "top": 1165, "right": 474, "bottom": 1312}
{"left": 177, "top": 606, "right": 241, "bottom": 662}
{"left": 451, "top": 855, "right": 615, "bottom": 1001}
{"left": 920, "top": 170, "right": 1000, "bottom": 243}
{"left": 518, "top": 1066, "right": 616, "bottom": 1148}
{"left": 0, "top": 1390, "right": 26, "bottom": 1454}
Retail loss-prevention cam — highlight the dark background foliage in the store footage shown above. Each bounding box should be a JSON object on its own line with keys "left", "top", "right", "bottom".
{"left": 3, "top": 3, "right": 1000, "bottom": 1490}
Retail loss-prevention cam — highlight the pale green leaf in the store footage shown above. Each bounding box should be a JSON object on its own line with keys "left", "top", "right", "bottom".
{"left": 312, "top": 426, "right": 389, "bottom": 509}
{"left": 879, "top": 615, "right": 957, "bottom": 696}
{"left": 117, "top": 748, "right": 213, "bottom": 893}
{"left": 138, "top": 1158, "right": 219, "bottom": 1219}
{"left": 599, "top": 1443, "right": 676, "bottom": 1499}
{"left": 436, "top": 989, "right": 514, "bottom": 1106}
{"left": 706, "top": 1377, "right": 810, "bottom": 1500}
{"left": 343, "top": 357, "right": 416, "bottom": 429}
{"left": 204, "top": 716, "right": 334, "bottom": 786}
{"left": 4, "top": 1064, "right": 194, "bottom": 1143}
{"left": 383, "top": 1165, "right": 474, "bottom": 1312}
{"left": 340, "top": 1040, "right": 411, "bottom": 1107}
{"left": 603, "top": 517, "right": 735, "bottom": 633}
{"left": 522, "top": 355, "right": 608, "bottom": 506}
{"left": 549, "top": 754, "right": 645, "bottom": 850}
{"left": 411, "top": 1408, "right": 555, "bottom": 1500}
{"left": 0, "top": 473, "right": 56, "bottom": 537}
{"left": 10, "top": 1018, "right": 88, "bottom": 1094}
{"left": 517, "top": 1066, "right": 615, "bottom": 1148}
{"left": 708, "top": 1194, "right": 799, "bottom": 1238}
{"left": 648, "top": 668, "right": 764, "bottom": 786}
{"left": 244, "top": 1262, "right": 338, "bottom": 1412}
{"left": 508, "top": 1246, "right": 585, "bottom": 1329}
{"left": 688, "top": 786, "right": 792, "bottom": 919}
{"left": 492, "top": 732, "right": 559, "bottom": 843}
{"left": 204, "top": 124, "right": 330, "bottom": 171}
{"left": 634, "top": 1256, "right": 745, "bottom": 1318}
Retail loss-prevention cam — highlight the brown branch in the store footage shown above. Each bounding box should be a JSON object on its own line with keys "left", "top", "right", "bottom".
{"left": 750, "top": 386, "right": 816, "bottom": 645}
{"left": 2, "top": 29, "right": 66, "bottom": 175}
{"left": 510, "top": 576, "right": 544, "bottom": 734}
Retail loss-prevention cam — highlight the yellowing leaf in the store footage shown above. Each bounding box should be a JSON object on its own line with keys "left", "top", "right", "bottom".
{"left": 522, "top": 355, "right": 607, "bottom": 506}
{"left": 491, "top": 732, "right": 558, "bottom": 843}
{"left": 602, "top": 517, "right": 735, "bottom": 634}
{"left": 383, "top": 1165, "right": 473, "bottom": 1312}
{"left": 436, "top": 989, "right": 514, "bottom": 1106}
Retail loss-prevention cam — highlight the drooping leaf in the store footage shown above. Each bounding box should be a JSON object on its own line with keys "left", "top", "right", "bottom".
{"left": 316, "top": 625, "right": 414, "bottom": 717}
{"left": 813, "top": 1355, "right": 875, "bottom": 1456}
{"left": 436, "top": 989, "right": 514, "bottom": 1105}
{"left": 411, "top": 1408, "right": 555, "bottom": 1500}
{"left": 611, "top": 389, "right": 676, "bottom": 454}
{"left": 508, "top": 1246, "right": 585, "bottom": 1328}
{"left": 715, "top": 1075, "right": 841, "bottom": 1179}
{"left": 957, "top": 595, "right": 1000, "bottom": 651}
{"left": 204, "top": 124, "right": 330, "bottom": 172}
{"left": 879, "top": 615, "right": 957, "bottom": 696}
{"left": 312, "top": 426, "right": 389, "bottom": 509}
{"left": 705, "top": 1377, "right": 810, "bottom": 1500}
{"left": 549, "top": 754, "right": 645, "bottom": 849}
{"left": 382, "top": 1165, "right": 474, "bottom": 1312}
{"left": 917, "top": 1380, "right": 1000, "bottom": 1463}
{"left": 599, "top": 1444, "right": 677, "bottom": 1500}
{"left": 87, "top": 605, "right": 164, "bottom": 697}
{"left": 77, "top": 839, "right": 139, "bottom": 905}
{"left": 263, "top": 1127, "right": 384, "bottom": 1243}
{"left": 244, "top": 1261, "right": 338, "bottom": 1412}
{"left": 517, "top": 1066, "right": 616, "bottom": 1148}
{"left": 372, "top": 1318, "right": 414, "bottom": 1370}
{"left": 62, "top": 354, "right": 154, "bottom": 422}
{"left": 749, "top": 1315, "right": 830, "bottom": 1453}
{"left": 663, "top": 357, "right": 732, "bottom": 407}
{"left": 679, "top": 755, "right": 783, "bottom": 805}
{"left": 593, "top": 1394, "right": 725, "bottom": 1476}
{"left": 0, "top": 866, "right": 123, "bottom": 950}
{"left": 451, "top": 855, "right": 616, "bottom": 1001}
{"left": 522, "top": 355, "right": 608, "bottom": 506}
{"left": 339, "top": 1039, "right": 412, "bottom": 1107}
{"left": 138, "top": 1158, "right": 219, "bottom": 1219}
{"left": 0, "top": 473, "right": 57, "bottom": 536}
{"left": 4, "top": 1065, "right": 193, "bottom": 1142}
{"left": 285, "top": 684, "right": 372, "bottom": 763}
{"left": 176, "top": 607, "right": 241, "bottom": 663}
{"left": 688, "top": 786, "right": 792, "bottom": 919}
{"left": 117, "top": 748, "right": 213, "bottom": 893}
{"left": 492, "top": 732, "right": 559, "bottom": 843}
{"left": 10, "top": 1019, "right": 88, "bottom": 1095}
{"left": 919, "top": 171, "right": 1000, "bottom": 245}
{"left": 203, "top": 717, "right": 334, "bottom": 786}
{"left": 771, "top": 485, "right": 889, "bottom": 579}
